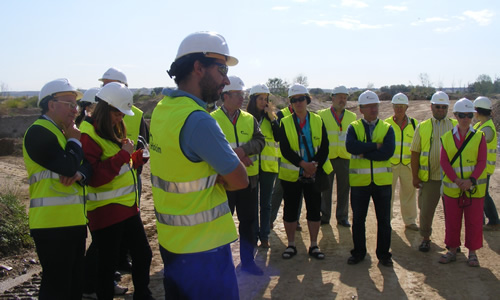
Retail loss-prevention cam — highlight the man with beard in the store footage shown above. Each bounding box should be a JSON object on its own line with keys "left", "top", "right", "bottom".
{"left": 149, "top": 31, "right": 248, "bottom": 299}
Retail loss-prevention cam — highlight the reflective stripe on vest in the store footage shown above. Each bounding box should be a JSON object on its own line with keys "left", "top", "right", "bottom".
{"left": 441, "top": 130, "right": 487, "bottom": 198}
{"left": 23, "top": 118, "right": 87, "bottom": 229}
{"left": 349, "top": 120, "right": 393, "bottom": 186}
{"left": 385, "top": 116, "right": 417, "bottom": 165}
{"left": 278, "top": 112, "right": 333, "bottom": 182}
{"left": 474, "top": 119, "right": 497, "bottom": 175}
{"left": 317, "top": 108, "right": 356, "bottom": 159}
{"left": 150, "top": 95, "right": 237, "bottom": 254}
{"left": 211, "top": 108, "right": 259, "bottom": 176}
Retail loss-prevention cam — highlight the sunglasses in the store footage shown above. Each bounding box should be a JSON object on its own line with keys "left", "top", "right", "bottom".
{"left": 433, "top": 105, "right": 448, "bottom": 109}
{"left": 290, "top": 96, "right": 308, "bottom": 103}
{"left": 213, "top": 62, "right": 228, "bottom": 76}
{"left": 457, "top": 112, "right": 474, "bottom": 119}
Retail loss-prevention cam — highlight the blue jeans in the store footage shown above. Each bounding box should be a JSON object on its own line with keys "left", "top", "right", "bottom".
{"left": 350, "top": 184, "right": 392, "bottom": 260}
{"left": 256, "top": 169, "right": 277, "bottom": 242}
{"left": 484, "top": 175, "right": 500, "bottom": 225}
{"left": 160, "top": 244, "right": 239, "bottom": 300}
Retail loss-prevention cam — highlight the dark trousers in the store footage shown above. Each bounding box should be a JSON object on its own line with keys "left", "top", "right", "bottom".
{"left": 484, "top": 175, "right": 500, "bottom": 225}
{"left": 32, "top": 229, "right": 86, "bottom": 300}
{"left": 256, "top": 170, "right": 277, "bottom": 242}
{"left": 91, "top": 214, "right": 152, "bottom": 300}
{"left": 350, "top": 184, "right": 392, "bottom": 260}
{"left": 227, "top": 184, "right": 258, "bottom": 266}
{"left": 160, "top": 244, "right": 239, "bottom": 300}
{"left": 281, "top": 179, "right": 321, "bottom": 222}
{"left": 321, "top": 158, "right": 350, "bottom": 223}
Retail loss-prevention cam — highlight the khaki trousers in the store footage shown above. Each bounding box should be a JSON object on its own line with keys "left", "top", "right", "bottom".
{"left": 390, "top": 164, "right": 417, "bottom": 225}
{"left": 418, "top": 180, "right": 442, "bottom": 239}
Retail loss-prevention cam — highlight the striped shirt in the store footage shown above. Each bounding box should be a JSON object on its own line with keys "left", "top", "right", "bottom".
{"left": 411, "top": 117, "right": 455, "bottom": 180}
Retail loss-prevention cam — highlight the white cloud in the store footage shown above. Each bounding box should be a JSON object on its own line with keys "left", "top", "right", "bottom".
{"left": 411, "top": 17, "right": 449, "bottom": 26}
{"left": 434, "top": 25, "right": 462, "bottom": 33}
{"left": 384, "top": 5, "right": 407, "bottom": 12}
{"left": 303, "top": 18, "right": 391, "bottom": 30}
{"left": 272, "top": 6, "right": 290, "bottom": 11}
{"left": 463, "top": 9, "right": 494, "bottom": 26}
{"left": 341, "top": 0, "right": 368, "bottom": 8}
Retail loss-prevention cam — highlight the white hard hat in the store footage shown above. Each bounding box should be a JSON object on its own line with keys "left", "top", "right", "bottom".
{"left": 81, "top": 87, "right": 100, "bottom": 104}
{"left": 288, "top": 83, "right": 309, "bottom": 98}
{"left": 96, "top": 82, "right": 134, "bottom": 116}
{"left": 453, "top": 98, "right": 476, "bottom": 113}
{"left": 358, "top": 90, "right": 380, "bottom": 105}
{"left": 332, "top": 86, "right": 349, "bottom": 95}
{"left": 391, "top": 93, "right": 409, "bottom": 105}
{"left": 249, "top": 84, "right": 270, "bottom": 96}
{"left": 175, "top": 31, "right": 238, "bottom": 66}
{"left": 38, "top": 78, "right": 83, "bottom": 106}
{"left": 430, "top": 91, "right": 450, "bottom": 105}
{"left": 473, "top": 96, "right": 492, "bottom": 110}
{"left": 223, "top": 76, "right": 245, "bottom": 92}
{"left": 99, "top": 67, "right": 128, "bottom": 86}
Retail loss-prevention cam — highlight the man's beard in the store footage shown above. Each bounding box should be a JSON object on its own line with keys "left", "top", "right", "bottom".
{"left": 200, "top": 72, "right": 224, "bottom": 104}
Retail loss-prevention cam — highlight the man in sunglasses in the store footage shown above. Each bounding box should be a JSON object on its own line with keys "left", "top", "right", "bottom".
{"left": 411, "top": 91, "right": 457, "bottom": 253}
{"left": 149, "top": 31, "right": 248, "bottom": 299}
{"left": 211, "top": 75, "right": 265, "bottom": 275}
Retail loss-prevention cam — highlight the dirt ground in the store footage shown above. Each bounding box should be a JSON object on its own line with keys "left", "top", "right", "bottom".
{"left": 1, "top": 100, "right": 500, "bottom": 299}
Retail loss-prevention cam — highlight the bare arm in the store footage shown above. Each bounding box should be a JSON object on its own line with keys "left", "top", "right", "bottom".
{"left": 411, "top": 151, "right": 422, "bottom": 188}
{"left": 218, "top": 162, "right": 249, "bottom": 191}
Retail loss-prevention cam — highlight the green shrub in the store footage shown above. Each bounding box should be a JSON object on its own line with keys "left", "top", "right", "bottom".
{"left": 0, "top": 192, "right": 33, "bottom": 257}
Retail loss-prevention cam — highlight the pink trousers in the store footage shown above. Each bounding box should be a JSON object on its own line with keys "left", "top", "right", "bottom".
{"left": 443, "top": 195, "right": 484, "bottom": 251}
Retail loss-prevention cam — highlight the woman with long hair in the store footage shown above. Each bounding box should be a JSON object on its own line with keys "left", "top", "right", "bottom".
{"left": 246, "top": 84, "right": 280, "bottom": 248}
{"left": 80, "top": 82, "right": 153, "bottom": 299}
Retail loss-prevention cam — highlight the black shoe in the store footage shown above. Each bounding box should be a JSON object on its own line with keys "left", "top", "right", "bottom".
{"left": 321, "top": 220, "right": 329, "bottom": 225}
{"left": 296, "top": 224, "right": 303, "bottom": 231}
{"left": 337, "top": 220, "right": 351, "bottom": 227}
{"left": 379, "top": 257, "right": 393, "bottom": 267}
{"left": 117, "top": 260, "right": 132, "bottom": 273}
{"left": 347, "top": 256, "right": 364, "bottom": 265}
{"left": 114, "top": 271, "right": 122, "bottom": 282}
{"left": 241, "top": 262, "right": 264, "bottom": 276}
{"left": 419, "top": 240, "right": 431, "bottom": 252}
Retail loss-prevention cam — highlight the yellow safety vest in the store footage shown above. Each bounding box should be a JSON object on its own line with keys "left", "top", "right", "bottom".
{"left": 23, "top": 119, "right": 87, "bottom": 229}
{"left": 123, "top": 105, "right": 143, "bottom": 146}
{"left": 80, "top": 121, "right": 137, "bottom": 212}
{"left": 349, "top": 120, "right": 393, "bottom": 186}
{"left": 317, "top": 108, "right": 357, "bottom": 159}
{"left": 211, "top": 108, "right": 259, "bottom": 176}
{"left": 417, "top": 118, "right": 458, "bottom": 182}
{"left": 441, "top": 130, "right": 487, "bottom": 198}
{"left": 474, "top": 120, "right": 497, "bottom": 175}
{"left": 150, "top": 95, "right": 237, "bottom": 254}
{"left": 259, "top": 117, "right": 279, "bottom": 173}
{"left": 384, "top": 116, "right": 418, "bottom": 165}
{"left": 278, "top": 112, "right": 333, "bottom": 182}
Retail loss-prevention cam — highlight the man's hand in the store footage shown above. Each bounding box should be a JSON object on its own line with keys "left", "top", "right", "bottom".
{"left": 62, "top": 122, "right": 81, "bottom": 140}
{"left": 412, "top": 176, "right": 422, "bottom": 189}
{"left": 59, "top": 172, "right": 82, "bottom": 186}
{"left": 300, "top": 161, "right": 317, "bottom": 177}
{"left": 234, "top": 147, "right": 253, "bottom": 167}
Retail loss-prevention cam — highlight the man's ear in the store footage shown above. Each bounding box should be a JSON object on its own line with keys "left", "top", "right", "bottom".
{"left": 193, "top": 60, "right": 205, "bottom": 77}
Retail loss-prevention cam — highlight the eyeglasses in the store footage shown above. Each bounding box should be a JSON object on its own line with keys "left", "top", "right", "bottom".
{"left": 457, "top": 112, "right": 474, "bottom": 119}
{"left": 213, "top": 62, "right": 228, "bottom": 76}
{"left": 433, "top": 105, "right": 448, "bottom": 109}
{"left": 54, "top": 99, "right": 78, "bottom": 109}
{"left": 290, "top": 96, "right": 308, "bottom": 103}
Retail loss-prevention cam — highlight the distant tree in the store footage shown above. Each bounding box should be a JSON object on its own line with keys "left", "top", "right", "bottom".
{"left": 309, "top": 88, "right": 324, "bottom": 95}
{"left": 0, "top": 82, "right": 9, "bottom": 98}
{"left": 366, "top": 83, "right": 375, "bottom": 89}
{"left": 293, "top": 74, "right": 308, "bottom": 87}
{"left": 469, "top": 74, "right": 494, "bottom": 95}
{"left": 419, "top": 73, "right": 432, "bottom": 88}
{"left": 267, "top": 78, "right": 289, "bottom": 97}
{"left": 153, "top": 87, "right": 164, "bottom": 95}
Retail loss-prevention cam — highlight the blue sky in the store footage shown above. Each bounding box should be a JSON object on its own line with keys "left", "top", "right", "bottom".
{"left": 1, "top": 0, "right": 498, "bottom": 91}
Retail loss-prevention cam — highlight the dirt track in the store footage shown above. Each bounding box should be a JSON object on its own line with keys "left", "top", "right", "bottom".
{"left": 1, "top": 100, "right": 500, "bottom": 299}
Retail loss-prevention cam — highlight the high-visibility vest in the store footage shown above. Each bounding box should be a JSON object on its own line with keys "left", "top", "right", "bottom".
{"left": 474, "top": 119, "right": 497, "bottom": 175}
{"left": 384, "top": 116, "right": 418, "bottom": 165}
{"left": 259, "top": 117, "right": 279, "bottom": 173}
{"left": 277, "top": 107, "right": 293, "bottom": 160}
{"left": 278, "top": 112, "right": 333, "bottom": 182}
{"left": 123, "top": 105, "right": 143, "bottom": 146}
{"left": 80, "top": 121, "right": 137, "bottom": 212}
{"left": 211, "top": 108, "right": 259, "bottom": 176}
{"left": 349, "top": 120, "right": 393, "bottom": 186}
{"left": 317, "top": 107, "right": 357, "bottom": 159}
{"left": 23, "top": 119, "right": 86, "bottom": 229}
{"left": 150, "top": 95, "right": 237, "bottom": 254}
{"left": 416, "top": 118, "right": 458, "bottom": 182}
{"left": 441, "top": 130, "right": 487, "bottom": 198}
